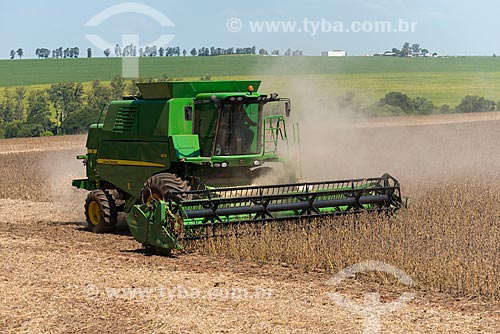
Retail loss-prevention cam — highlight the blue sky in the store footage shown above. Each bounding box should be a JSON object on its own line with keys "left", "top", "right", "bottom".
{"left": 0, "top": 0, "right": 498, "bottom": 58}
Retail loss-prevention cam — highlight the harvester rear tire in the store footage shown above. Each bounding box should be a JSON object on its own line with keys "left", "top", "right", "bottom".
{"left": 140, "top": 173, "right": 191, "bottom": 204}
{"left": 84, "top": 190, "right": 118, "bottom": 233}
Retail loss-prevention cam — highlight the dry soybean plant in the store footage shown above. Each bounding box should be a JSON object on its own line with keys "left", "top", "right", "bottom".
{"left": 189, "top": 176, "right": 500, "bottom": 299}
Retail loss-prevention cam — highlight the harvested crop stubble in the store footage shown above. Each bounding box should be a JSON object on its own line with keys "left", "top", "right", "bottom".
{"left": 0, "top": 135, "right": 85, "bottom": 201}
{"left": 0, "top": 151, "right": 46, "bottom": 200}
{"left": 0, "top": 135, "right": 85, "bottom": 154}
{"left": 3, "top": 122, "right": 500, "bottom": 300}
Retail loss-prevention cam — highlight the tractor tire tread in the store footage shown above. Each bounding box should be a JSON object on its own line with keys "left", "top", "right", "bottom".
{"left": 84, "top": 189, "right": 118, "bottom": 233}
{"left": 141, "top": 173, "right": 191, "bottom": 204}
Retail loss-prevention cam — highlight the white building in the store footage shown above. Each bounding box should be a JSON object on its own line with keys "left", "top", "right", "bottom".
{"left": 321, "top": 50, "right": 347, "bottom": 57}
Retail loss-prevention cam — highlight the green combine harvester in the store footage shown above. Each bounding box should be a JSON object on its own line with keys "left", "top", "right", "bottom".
{"left": 73, "top": 81, "right": 402, "bottom": 253}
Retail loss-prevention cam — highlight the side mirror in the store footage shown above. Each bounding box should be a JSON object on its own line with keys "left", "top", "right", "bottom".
{"left": 285, "top": 101, "right": 291, "bottom": 117}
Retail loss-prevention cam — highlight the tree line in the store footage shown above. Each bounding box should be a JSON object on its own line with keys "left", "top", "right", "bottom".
{"left": 9, "top": 45, "right": 304, "bottom": 59}
{"left": 0, "top": 76, "right": 126, "bottom": 138}
{"left": 11, "top": 47, "right": 81, "bottom": 59}
{"left": 378, "top": 42, "right": 434, "bottom": 57}
{"left": 337, "top": 91, "right": 500, "bottom": 116}
{"left": 2, "top": 75, "right": 500, "bottom": 139}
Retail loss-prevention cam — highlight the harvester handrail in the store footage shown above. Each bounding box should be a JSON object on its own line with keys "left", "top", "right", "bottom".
{"left": 175, "top": 184, "right": 399, "bottom": 205}
{"left": 171, "top": 173, "right": 399, "bottom": 197}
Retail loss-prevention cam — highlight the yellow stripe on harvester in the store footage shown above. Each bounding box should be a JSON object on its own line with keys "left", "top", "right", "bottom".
{"left": 87, "top": 149, "right": 98, "bottom": 154}
{"left": 97, "top": 158, "right": 166, "bottom": 167}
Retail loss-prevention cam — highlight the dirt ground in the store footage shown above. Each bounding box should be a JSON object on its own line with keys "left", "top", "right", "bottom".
{"left": 0, "top": 200, "right": 500, "bottom": 333}
{"left": 1, "top": 199, "right": 499, "bottom": 333}
{"left": 2, "top": 113, "right": 500, "bottom": 333}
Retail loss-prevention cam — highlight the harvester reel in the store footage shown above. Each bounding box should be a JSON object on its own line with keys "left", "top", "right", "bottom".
{"left": 84, "top": 190, "right": 118, "bottom": 233}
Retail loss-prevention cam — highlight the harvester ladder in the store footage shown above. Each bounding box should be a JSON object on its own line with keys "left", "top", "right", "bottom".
{"left": 264, "top": 116, "right": 287, "bottom": 155}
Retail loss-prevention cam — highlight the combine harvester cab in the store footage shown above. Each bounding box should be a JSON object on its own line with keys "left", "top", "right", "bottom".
{"left": 73, "top": 81, "right": 403, "bottom": 253}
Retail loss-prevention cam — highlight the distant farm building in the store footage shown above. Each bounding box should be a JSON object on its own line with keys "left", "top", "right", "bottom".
{"left": 321, "top": 50, "right": 347, "bottom": 57}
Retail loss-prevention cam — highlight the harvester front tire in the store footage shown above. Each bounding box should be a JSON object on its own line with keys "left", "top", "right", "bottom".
{"left": 84, "top": 190, "right": 118, "bottom": 233}
{"left": 140, "top": 173, "right": 191, "bottom": 204}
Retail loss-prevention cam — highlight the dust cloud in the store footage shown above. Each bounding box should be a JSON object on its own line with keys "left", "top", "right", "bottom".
{"left": 39, "top": 148, "right": 87, "bottom": 212}
{"left": 263, "top": 75, "right": 500, "bottom": 186}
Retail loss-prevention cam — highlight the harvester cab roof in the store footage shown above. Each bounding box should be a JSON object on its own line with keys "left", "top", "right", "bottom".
{"left": 136, "top": 80, "right": 263, "bottom": 100}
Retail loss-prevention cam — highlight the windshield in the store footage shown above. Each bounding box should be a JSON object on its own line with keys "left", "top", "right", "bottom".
{"left": 214, "top": 102, "right": 261, "bottom": 156}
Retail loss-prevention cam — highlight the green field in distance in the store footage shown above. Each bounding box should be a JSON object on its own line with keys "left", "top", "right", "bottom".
{"left": 2, "top": 56, "right": 500, "bottom": 106}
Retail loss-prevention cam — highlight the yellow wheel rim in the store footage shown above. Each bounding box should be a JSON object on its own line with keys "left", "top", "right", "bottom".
{"left": 88, "top": 201, "right": 101, "bottom": 226}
